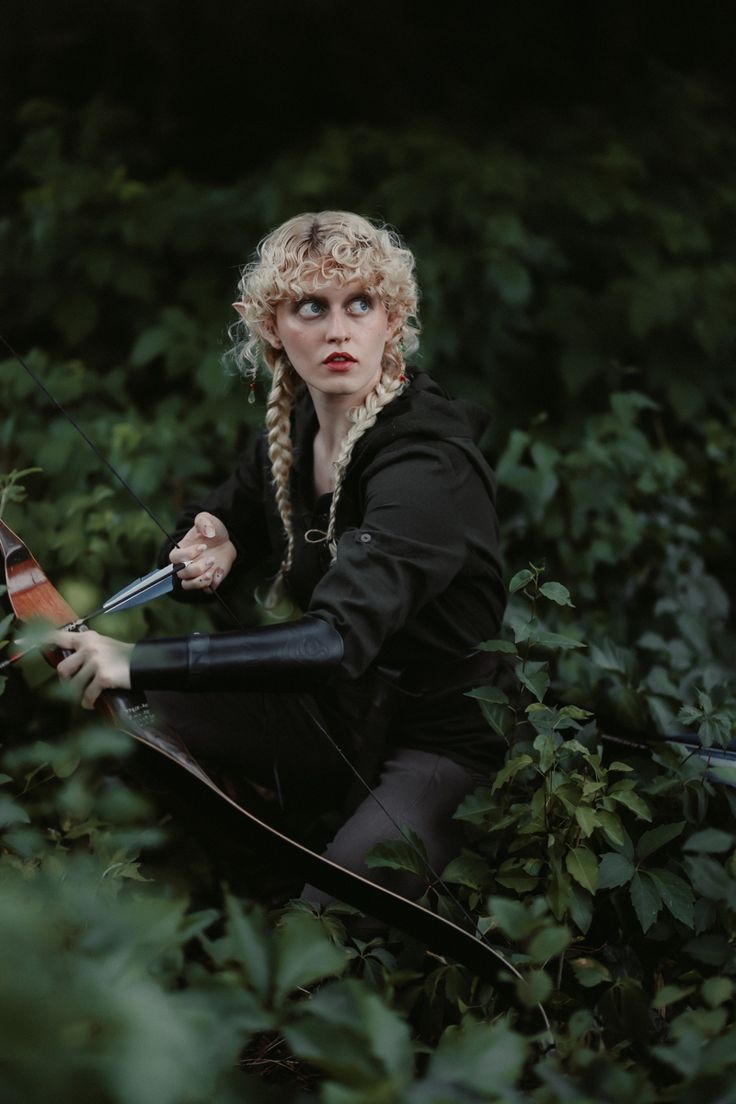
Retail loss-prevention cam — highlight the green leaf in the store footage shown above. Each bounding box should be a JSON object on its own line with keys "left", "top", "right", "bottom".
{"left": 630, "top": 872, "right": 661, "bottom": 932}
{"left": 636, "top": 821, "right": 685, "bottom": 862}
{"left": 518, "top": 661, "right": 550, "bottom": 703}
{"left": 487, "top": 896, "right": 538, "bottom": 940}
{"left": 527, "top": 925, "right": 571, "bottom": 963}
{"left": 515, "top": 621, "right": 586, "bottom": 651}
{"left": 509, "top": 568, "right": 535, "bottom": 594}
{"left": 441, "top": 850, "right": 492, "bottom": 891}
{"left": 571, "top": 957, "right": 612, "bottom": 988}
{"left": 539, "top": 581, "right": 575, "bottom": 607}
{"left": 648, "top": 869, "right": 694, "bottom": 928}
{"left": 608, "top": 787, "right": 652, "bottom": 821}
{"left": 569, "top": 884, "right": 593, "bottom": 934}
{"left": 130, "top": 326, "right": 166, "bottom": 366}
{"left": 651, "top": 984, "right": 696, "bottom": 1010}
{"left": 427, "top": 1020, "right": 527, "bottom": 1095}
{"left": 477, "top": 639, "right": 518, "bottom": 655}
{"left": 273, "top": 913, "right": 346, "bottom": 1004}
{"left": 453, "top": 786, "right": 496, "bottom": 824}
{"left": 516, "top": 968, "right": 553, "bottom": 1006}
{"left": 465, "top": 685, "right": 509, "bottom": 706}
{"left": 597, "top": 811, "right": 625, "bottom": 847}
{"left": 566, "top": 847, "right": 599, "bottom": 893}
{"left": 222, "top": 896, "right": 271, "bottom": 999}
{"left": 684, "top": 856, "right": 734, "bottom": 902}
{"left": 598, "top": 852, "right": 635, "bottom": 889}
{"left": 684, "top": 828, "right": 734, "bottom": 854}
{"left": 479, "top": 700, "right": 516, "bottom": 739}
{"left": 533, "top": 732, "right": 556, "bottom": 773}
{"left": 491, "top": 754, "right": 533, "bottom": 794}
{"left": 574, "top": 806, "right": 599, "bottom": 838}
{"left": 364, "top": 827, "right": 428, "bottom": 878}
{"left": 0, "top": 794, "right": 31, "bottom": 829}
{"left": 702, "top": 977, "right": 733, "bottom": 1008}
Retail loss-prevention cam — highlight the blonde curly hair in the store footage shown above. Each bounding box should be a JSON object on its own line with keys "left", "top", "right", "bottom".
{"left": 230, "top": 211, "right": 420, "bottom": 604}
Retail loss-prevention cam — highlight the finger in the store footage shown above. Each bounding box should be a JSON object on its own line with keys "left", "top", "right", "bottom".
{"left": 57, "top": 650, "right": 86, "bottom": 680}
{"left": 177, "top": 556, "right": 215, "bottom": 581}
{"left": 195, "top": 512, "right": 218, "bottom": 540}
{"left": 210, "top": 567, "right": 225, "bottom": 591}
{"left": 170, "top": 542, "right": 207, "bottom": 564}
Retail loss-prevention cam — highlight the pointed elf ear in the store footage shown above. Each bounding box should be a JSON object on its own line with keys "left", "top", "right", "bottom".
{"left": 260, "top": 317, "right": 283, "bottom": 350}
{"left": 231, "top": 302, "right": 247, "bottom": 321}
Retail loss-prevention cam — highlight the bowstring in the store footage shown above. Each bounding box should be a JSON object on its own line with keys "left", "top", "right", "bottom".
{"left": 1, "top": 333, "right": 242, "bottom": 629}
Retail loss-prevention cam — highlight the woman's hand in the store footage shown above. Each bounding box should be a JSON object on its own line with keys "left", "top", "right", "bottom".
{"left": 51, "top": 629, "right": 135, "bottom": 710}
{"left": 170, "top": 511, "right": 237, "bottom": 592}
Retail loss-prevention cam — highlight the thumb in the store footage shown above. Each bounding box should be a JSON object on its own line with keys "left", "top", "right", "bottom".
{"left": 194, "top": 512, "right": 220, "bottom": 540}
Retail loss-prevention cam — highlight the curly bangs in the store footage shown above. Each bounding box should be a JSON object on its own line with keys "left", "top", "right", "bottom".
{"left": 230, "top": 211, "right": 420, "bottom": 378}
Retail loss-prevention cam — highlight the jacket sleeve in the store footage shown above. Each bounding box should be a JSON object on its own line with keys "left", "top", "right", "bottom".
{"left": 307, "top": 439, "right": 502, "bottom": 678}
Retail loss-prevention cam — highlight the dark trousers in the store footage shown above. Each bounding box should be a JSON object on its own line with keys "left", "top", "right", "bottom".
{"left": 145, "top": 688, "right": 485, "bottom": 903}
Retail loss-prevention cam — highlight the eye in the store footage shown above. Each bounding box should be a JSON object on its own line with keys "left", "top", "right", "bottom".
{"left": 296, "top": 299, "right": 324, "bottom": 319}
{"left": 347, "top": 296, "right": 372, "bottom": 315}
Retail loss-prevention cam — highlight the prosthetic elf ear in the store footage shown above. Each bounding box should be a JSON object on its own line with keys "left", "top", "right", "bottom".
{"left": 260, "top": 317, "right": 284, "bottom": 350}
{"left": 231, "top": 301, "right": 247, "bottom": 321}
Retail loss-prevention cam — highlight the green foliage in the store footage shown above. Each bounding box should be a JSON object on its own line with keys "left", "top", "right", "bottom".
{"left": 1, "top": 70, "right": 736, "bottom": 1100}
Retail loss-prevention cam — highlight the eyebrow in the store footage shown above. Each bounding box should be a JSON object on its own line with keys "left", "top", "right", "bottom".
{"left": 294, "top": 289, "right": 372, "bottom": 307}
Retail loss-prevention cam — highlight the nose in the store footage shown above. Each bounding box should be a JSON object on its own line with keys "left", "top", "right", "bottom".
{"left": 325, "top": 307, "right": 350, "bottom": 343}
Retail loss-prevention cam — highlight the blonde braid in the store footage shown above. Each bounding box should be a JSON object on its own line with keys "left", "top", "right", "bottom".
{"left": 325, "top": 368, "right": 407, "bottom": 560}
{"left": 265, "top": 354, "right": 299, "bottom": 597}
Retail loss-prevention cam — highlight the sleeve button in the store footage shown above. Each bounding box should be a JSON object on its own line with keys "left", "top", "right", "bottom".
{"left": 357, "top": 532, "right": 372, "bottom": 543}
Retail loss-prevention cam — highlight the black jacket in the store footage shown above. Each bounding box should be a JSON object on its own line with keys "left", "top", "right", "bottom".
{"left": 152, "top": 371, "right": 506, "bottom": 769}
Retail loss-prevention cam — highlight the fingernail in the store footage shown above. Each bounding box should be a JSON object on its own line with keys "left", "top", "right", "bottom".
{"left": 204, "top": 526, "right": 215, "bottom": 538}
{"left": 197, "top": 544, "right": 208, "bottom": 554}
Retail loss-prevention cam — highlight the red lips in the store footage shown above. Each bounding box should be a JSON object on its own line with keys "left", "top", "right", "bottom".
{"left": 323, "top": 353, "right": 356, "bottom": 364}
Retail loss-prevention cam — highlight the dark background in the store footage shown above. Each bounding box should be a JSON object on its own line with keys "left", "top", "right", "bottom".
{"left": 3, "top": 1, "right": 735, "bottom": 181}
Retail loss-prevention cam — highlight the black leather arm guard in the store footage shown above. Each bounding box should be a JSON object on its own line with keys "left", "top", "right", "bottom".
{"left": 129, "top": 614, "right": 344, "bottom": 693}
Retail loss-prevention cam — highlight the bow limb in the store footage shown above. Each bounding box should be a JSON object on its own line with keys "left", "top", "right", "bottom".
{"left": 0, "top": 518, "right": 517, "bottom": 986}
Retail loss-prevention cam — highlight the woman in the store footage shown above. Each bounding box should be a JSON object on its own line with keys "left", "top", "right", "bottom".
{"left": 51, "top": 211, "right": 507, "bottom": 905}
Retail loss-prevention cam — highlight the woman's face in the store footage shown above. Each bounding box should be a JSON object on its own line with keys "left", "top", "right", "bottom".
{"left": 264, "top": 275, "right": 399, "bottom": 407}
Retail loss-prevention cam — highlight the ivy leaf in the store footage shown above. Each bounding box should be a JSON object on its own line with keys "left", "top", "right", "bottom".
{"left": 487, "top": 896, "right": 538, "bottom": 940}
{"left": 538, "top": 581, "right": 575, "bottom": 607}
{"left": 630, "top": 871, "right": 661, "bottom": 932}
{"left": 608, "top": 786, "right": 652, "bottom": 821}
{"left": 273, "top": 913, "right": 347, "bottom": 1004}
{"left": 684, "top": 829, "right": 734, "bottom": 854}
{"left": 491, "top": 754, "right": 533, "bottom": 794}
{"left": 533, "top": 732, "right": 556, "bottom": 773}
{"left": 574, "top": 806, "right": 599, "bottom": 838}
{"left": 426, "top": 1020, "right": 526, "bottom": 1095}
{"left": 364, "top": 828, "right": 428, "bottom": 878}
{"left": 566, "top": 847, "right": 599, "bottom": 893}
{"left": 597, "top": 811, "right": 625, "bottom": 848}
{"left": 569, "top": 884, "right": 593, "bottom": 934}
{"left": 598, "top": 852, "right": 635, "bottom": 889}
{"left": 636, "top": 821, "right": 685, "bottom": 862}
{"left": 518, "top": 661, "right": 550, "bottom": 702}
{"left": 477, "top": 639, "right": 518, "bottom": 655}
{"left": 509, "top": 568, "right": 535, "bottom": 594}
{"left": 0, "top": 794, "right": 31, "bottom": 829}
{"left": 466, "top": 685, "right": 509, "bottom": 705}
{"left": 648, "top": 869, "right": 694, "bottom": 928}
{"left": 441, "top": 850, "right": 492, "bottom": 891}
{"left": 527, "top": 925, "right": 571, "bottom": 963}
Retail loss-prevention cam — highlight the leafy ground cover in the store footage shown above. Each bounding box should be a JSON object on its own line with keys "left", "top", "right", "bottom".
{"left": 1, "top": 75, "right": 736, "bottom": 1101}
